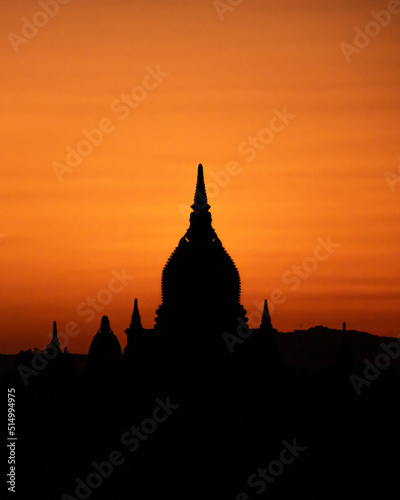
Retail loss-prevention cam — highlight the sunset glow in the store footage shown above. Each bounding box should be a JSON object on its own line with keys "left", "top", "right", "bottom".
{"left": 1, "top": 0, "right": 400, "bottom": 352}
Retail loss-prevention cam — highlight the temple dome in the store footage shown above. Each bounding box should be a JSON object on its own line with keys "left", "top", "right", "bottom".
{"left": 88, "top": 315, "right": 122, "bottom": 367}
{"left": 155, "top": 165, "right": 246, "bottom": 334}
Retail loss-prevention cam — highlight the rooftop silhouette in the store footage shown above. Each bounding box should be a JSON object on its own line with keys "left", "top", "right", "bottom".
{"left": 153, "top": 164, "right": 249, "bottom": 354}
{"left": 4, "top": 164, "right": 400, "bottom": 500}
{"left": 86, "top": 164, "right": 276, "bottom": 369}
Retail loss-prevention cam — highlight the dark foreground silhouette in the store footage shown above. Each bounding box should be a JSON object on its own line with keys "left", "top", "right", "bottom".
{"left": 2, "top": 166, "right": 400, "bottom": 499}
{"left": 3, "top": 327, "right": 400, "bottom": 500}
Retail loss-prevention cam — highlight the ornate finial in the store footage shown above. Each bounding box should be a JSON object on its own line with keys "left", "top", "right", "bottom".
{"left": 52, "top": 320, "right": 60, "bottom": 348}
{"left": 126, "top": 298, "right": 143, "bottom": 333}
{"left": 185, "top": 164, "right": 215, "bottom": 242}
{"left": 192, "top": 164, "right": 210, "bottom": 212}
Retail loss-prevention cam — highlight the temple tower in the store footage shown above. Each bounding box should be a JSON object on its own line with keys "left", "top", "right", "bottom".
{"left": 124, "top": 298, "right": 143, "bottom": 356}
{"left": 154, "top": 165, "right": 247, "bottom": 350}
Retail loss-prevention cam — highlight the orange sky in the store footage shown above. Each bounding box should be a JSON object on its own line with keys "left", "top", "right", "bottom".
{"left": 1, "top": 0, "right": 400, "bottom": 353}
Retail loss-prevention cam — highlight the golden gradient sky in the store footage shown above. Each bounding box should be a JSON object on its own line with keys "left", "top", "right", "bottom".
{"left": 1, "top": 0, "right": 400, "bottom": 353}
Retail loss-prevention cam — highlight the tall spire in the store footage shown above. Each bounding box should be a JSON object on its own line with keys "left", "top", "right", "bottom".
{"left": 126, "top": 298, "right": 143, "bottom": 333}
{"left": 52, "top": 320, "right": 60, "bottom": 348}
{"left": 260, "top": 300, "right": 273, "bottom": 332}
{"left": 192, "top": 164, "right": 210, "bottom": 212}
{"left": 186, "top": 165, "right": 214, "bottom": 242}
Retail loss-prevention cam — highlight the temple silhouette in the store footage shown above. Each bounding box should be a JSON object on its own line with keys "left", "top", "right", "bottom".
{"left": 89, "top": 164, "right": 275, "bottom": 369}
{"left": 6, "top": 164, "right": 400, "bottom": 500}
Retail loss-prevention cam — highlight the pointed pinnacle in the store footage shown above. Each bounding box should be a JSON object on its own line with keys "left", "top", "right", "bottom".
{"left": 192, "top": 164, "right": 210, "bottom": 211}
{"left": 129, "top": 297, "right": 143, "bottom": 331}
